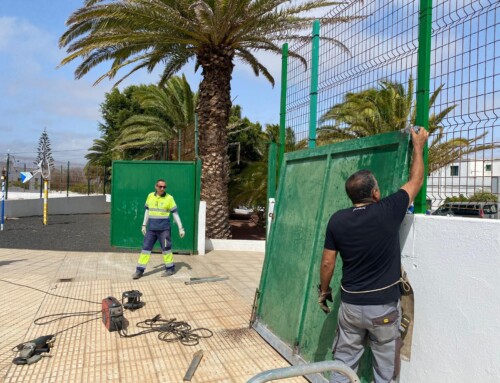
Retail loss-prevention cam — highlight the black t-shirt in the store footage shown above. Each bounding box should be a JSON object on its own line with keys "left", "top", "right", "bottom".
{"left": 324, "top": 189, "right": 410, "bottom": 305}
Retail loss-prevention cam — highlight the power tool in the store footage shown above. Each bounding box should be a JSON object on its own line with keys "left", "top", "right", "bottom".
{"left": 122, "top": 290, "right": 144, "bottom": 310}
{"left": 101, "top": 296, "right": 124, "bottom": 332}
{"left": 12, "top": 335, "right": 55, "bottom": 365}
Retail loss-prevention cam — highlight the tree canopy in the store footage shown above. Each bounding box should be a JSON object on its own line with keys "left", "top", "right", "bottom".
{"left": 60, "top": 0, "right": 356, "bottom": 238}
{"left": 319, "top": 77, "right": 499, "bottom": 173}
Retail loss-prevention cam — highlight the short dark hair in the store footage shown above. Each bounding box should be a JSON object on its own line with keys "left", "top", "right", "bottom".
{"left": 156, "top": 179, "right": 166, "bottom": 186}
{"left": 345, "top": 170, "right": 377, "bottom": 204}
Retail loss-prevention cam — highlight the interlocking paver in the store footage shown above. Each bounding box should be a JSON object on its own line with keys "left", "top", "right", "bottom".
{"left": 0, "top": 248, "right": 307, "bottom": 383}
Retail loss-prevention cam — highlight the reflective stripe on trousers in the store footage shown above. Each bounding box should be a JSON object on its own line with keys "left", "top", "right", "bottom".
{"left": 136, "top": 229, "right": 174, "bottom": 271}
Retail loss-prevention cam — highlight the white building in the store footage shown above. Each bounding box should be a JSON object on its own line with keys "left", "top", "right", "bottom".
{"left": 427, "top": 158, "right": 500, "bottom": 209}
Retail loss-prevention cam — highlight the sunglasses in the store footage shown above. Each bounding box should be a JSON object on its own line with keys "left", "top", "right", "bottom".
{"left": 157, "top": 185, "right": 166, "bottom": 189}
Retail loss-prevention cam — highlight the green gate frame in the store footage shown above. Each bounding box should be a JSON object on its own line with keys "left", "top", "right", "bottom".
{"left": 254, "top": 132, "right": 411, "bottom": 383}
{"left": 110, "top": 160, "right": 201, "bottom": 253}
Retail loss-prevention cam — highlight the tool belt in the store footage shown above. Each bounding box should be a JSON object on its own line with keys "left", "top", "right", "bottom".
{"left": 341, "top": 268, "right": 412, "bottom": 295}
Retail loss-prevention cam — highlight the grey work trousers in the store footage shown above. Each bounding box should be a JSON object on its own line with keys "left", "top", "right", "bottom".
{"left": 330, "top": 301, "right": 402, "bottom": 383}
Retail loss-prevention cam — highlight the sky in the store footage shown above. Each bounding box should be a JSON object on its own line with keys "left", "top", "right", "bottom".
{"left": 0, "top": 1, "right": 284, "bottom": 166}
{"left": 1, "top": 1, "right": 497, "bottom": 169}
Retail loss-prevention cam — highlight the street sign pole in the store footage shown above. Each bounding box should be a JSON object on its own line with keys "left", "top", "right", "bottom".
{"left": 43, "top": 179, "right": 49, "bottom": 225}
{"left": 1, "top": 169, "right": 5, "bottom": 231}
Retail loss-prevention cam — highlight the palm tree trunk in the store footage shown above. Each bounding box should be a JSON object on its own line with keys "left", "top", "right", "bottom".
{"left": 198, "top": 51, "right": 234, "bottom": 239}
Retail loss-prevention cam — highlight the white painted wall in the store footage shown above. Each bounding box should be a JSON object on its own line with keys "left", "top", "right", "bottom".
{"left": 5, "top": 195, "right": 110, "bottom": 217}
{"left": 399, "top": 215, "right": 500, "bottom": 382}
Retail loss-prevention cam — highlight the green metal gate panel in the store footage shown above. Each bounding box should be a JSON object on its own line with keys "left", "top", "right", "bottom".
{"left": 255, "top": 132, "right": 411, "bottom": 382}
{"left": 110, "top": 160, "right": 201, "bottom": 253}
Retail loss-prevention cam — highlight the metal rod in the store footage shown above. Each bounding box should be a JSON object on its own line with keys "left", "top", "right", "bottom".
{"left": 246, "top": 361, "right": 360, "bottom": 383}
{"left": 185, "top": 276, "right": 229, "bottom": 285}
{"left": 183, "top": 350, "right": 203, "bottom": 381}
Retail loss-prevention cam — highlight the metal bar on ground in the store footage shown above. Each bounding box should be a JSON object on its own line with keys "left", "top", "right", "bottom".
{"left": 185, "top": 276, "right": 229, "bottom": 285}
{"left": 183, "top": 350, "right": 203, "bottom": 381}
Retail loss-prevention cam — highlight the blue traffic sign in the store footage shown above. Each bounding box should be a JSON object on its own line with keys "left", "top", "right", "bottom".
{"left": 20, "top": 172, "right": 33, "bottom": 183}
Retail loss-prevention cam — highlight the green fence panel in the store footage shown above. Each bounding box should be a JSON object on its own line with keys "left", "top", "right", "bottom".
{"left": 255, "top": 132, "right": 411, "bottom": 382}
{"left": 110, "top": 160, "right": 201, "bottom": 253}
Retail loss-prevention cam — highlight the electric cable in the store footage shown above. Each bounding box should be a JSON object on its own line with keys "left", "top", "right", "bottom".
{"left": 117, "top": 315, "right": 213, "bottom": 346}
{"left": 33, "top": 311, "right": 102, "bottom": 337}
{"left": 2, "top": 279, "right": 214, "bottom": 352}
{"left": 1, "top": 279, "right": 103, "bottom": 353}
{"left": 0, "top": 279, "right": 101, "bottom": 305}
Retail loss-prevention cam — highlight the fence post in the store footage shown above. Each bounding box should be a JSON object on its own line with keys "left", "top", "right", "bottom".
{"left": 5, "top": 153, "right": 9, "bottom": 200}
{"left": 178, "top": 128, "right": 182, "bottom": 161}
{"left": 414, "top": 0, "right": 432, "bottom": 213}
{"left": 67, "top": 161, "right": 70, "bottom": 197}
{"left": 279, "top": 43, "right": 288, "bottom": 176}
{"left": 267, "top": 142, "right": 277, "bottom": 201}
{"left": 308, "top": 20, "right": 320, "bottom": 149}
{"left": 194, "top": 113, "right": 199, "bottom": 159}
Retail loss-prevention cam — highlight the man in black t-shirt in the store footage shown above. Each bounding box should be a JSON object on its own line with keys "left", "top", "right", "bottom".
{"left": 318, "top": 128, "right": 429, "bottom": 383}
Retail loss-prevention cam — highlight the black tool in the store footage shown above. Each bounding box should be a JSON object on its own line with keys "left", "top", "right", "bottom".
{"left": 122, "top": 290, "right": 144, "bottom": 310}
{"left": 12, "top": 335, "right": 54, "bottom": 365}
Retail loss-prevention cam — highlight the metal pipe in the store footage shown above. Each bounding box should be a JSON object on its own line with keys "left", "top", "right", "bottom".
{"left": 178, "top": 128, "right": 182, "bottom": 161}
{"left": 66, "top": 161, "right": 70, "bottom": 197}
{"left": 5, "top": 153, "right": 9, "bottom": 200}
{"left": 194, "top": 113, "right": 199, "bottom": 159}
{"left": 278, "top": 43, "right": 288, "bottom": 176}
{"left": 414, "top": 0, "right": 432, "bottom": 213}
{"left": 1, "top": 178, "right": 5, "bottom": 231}
{"left": 246, "top": 361, "right": 360, "bottom": 383}
{"left": 43, "top": 179, "right": 48, "bottom": 225}
{"left": 308, "top": 20, "right": 320, "bottom": 149}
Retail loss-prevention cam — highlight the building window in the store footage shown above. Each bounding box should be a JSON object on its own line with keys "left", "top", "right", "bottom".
{"left": 485, "top": 164, "right": 492, "bottom": 172}
{"left": 450, "top": 165, "right": 459, "bottom": 176}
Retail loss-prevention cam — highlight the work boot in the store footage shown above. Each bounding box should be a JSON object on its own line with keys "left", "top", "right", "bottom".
{"left": 132, "top": 270, "right": 144, "bottom": 280}
{"left": 161, "top": 269, "right": 175, "bottom": 277}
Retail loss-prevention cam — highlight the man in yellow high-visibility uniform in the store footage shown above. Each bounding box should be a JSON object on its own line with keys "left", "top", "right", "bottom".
{"left": 132, "top": 179, "right": 185, "bottom": 279}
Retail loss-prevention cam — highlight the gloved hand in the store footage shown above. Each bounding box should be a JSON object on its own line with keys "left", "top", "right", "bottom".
{"left": 179, "top": 228, "right": 185, "bottom": 238}
{"left": 318, "top": 285, "right": 333, "bottom": 314}
{"left": 141, "top": 225, "right": 147, "bottom": 236}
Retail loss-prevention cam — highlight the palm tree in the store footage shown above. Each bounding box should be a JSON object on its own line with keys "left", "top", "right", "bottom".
{"left": 86, "top": 137, "right": 115, "bottom": 167}
{"left": 319, "top": 77, "right": 498, "bottom": 173}
{"left": 59, "top": 0, "right": 355, "bottom": 238}
{"left": 113, "top": 75, "right": 198, "bottom": 160}
{"left": 229, "top": 123, "right": 294, "bottom": 211}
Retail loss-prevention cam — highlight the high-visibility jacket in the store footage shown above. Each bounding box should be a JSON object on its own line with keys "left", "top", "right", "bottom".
{"left": 145, "top": 192, "right": 178, "bottom": 231}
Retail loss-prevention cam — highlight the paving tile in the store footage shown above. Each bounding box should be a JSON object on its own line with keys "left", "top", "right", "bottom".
{"left": 0, "top": 248, "right": 307, "bottom": 383}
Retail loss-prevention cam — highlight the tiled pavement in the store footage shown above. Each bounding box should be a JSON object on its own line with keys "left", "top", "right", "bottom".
{"left": 0, "top": 248, "right": 306, "bottom": 383}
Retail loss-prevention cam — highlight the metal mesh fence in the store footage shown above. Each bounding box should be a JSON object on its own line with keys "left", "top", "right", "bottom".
{"left": 0, "top": 156, "right": 109, "bottom": 200}
{"left": 284, "top": 0, "right": 499, "bottom": 210}
{"left": 285, "top": 40, "right": 312, "bottom": 150}
{"left": 427, "top": 0, "right": 499, "bottom": 208}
